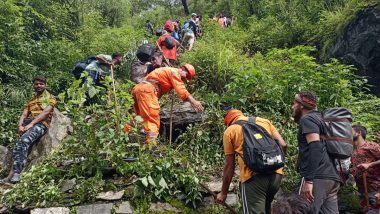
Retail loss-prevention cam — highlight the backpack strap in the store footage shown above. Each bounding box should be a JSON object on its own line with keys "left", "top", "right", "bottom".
{"left": 248, "top": 117, "right": 256, "bottom": 124}
{"left": 232, "top": 117, "right": 255, "bottom": 126}
{"left": 232, "top": 120, "right": 246, "bottom": 126}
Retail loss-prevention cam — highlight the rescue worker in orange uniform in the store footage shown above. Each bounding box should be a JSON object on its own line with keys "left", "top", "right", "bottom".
{"left": 156, "top": 20, "right": 178, "bottom": 64}
{"left": 128, "top": 64, "right": 204, "bottom": 144}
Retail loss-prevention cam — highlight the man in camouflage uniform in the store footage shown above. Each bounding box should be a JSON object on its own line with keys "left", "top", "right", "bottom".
{"left": 1, "top": 76, "right": 57, "bottom": 183}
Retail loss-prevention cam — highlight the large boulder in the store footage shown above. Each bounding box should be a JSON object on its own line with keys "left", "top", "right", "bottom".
{"left": 26, "top": 109, "right": 72, "bottom": 168}
{"left": 159, "top": 101, "right": 203, "bottom": 140}
{"left": 160, "top": 101, "right": 202, "bottom": 126}
{"left": 327, "top": 7, "right": 380, "bottom": 96}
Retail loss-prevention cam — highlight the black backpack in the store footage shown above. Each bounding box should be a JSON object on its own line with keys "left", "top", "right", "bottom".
{"left": 136, "top": 44, "right": 155, "bottom": 63}
{"left": 72, "top": 56, "right": 97, "bottom": 79}
{"left": 164, "top": 35, "right": 175, "bottom": 49}
{"left": 234, "top": 117, "right": 284, "bottom": 174}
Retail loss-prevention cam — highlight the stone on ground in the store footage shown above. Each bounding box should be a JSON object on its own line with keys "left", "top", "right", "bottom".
{"left": 148, "top": 202, "right": 181, "bottom": 213}
{"left": 115, "top": 201, "right": 134, "bottom": 214}
{"left": 96, "top": 190, "right": 125, "bottom": 201}
{"left": 203, "top": 194, "right": 238, "bottom": 206}
{"left": 76, "top": 203, "right": 113, "bottom": 214}
{"left": 225, "top": 194, "right": 238, "bottom": 206}
{"left": 31, "top": 207, "right": 70, "bottom": 214}
{"left": 60, "top": 178, "right": 76, "bottom": 193}
{"left": 205, "top": 180, "right": 235, "bottom": 192}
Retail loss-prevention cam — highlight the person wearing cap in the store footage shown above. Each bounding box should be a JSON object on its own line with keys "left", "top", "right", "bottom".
{"left": 292, "top": 91, "right": 341, "bottom": 213}
{"left": 216, "top": 109, "right": 286, "bottom": 213}
{"left": 189, "top": 13, "right": 198, "bottom": 37}
{"left": 156, "top": 20, "right": 178, "bottom": 64}
{"left": 126, "top": 64, "right": 204, "bottom": 145}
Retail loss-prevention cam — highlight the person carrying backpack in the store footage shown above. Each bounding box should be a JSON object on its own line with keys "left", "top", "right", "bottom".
{"left": 181, "top": 28, "right": 195, "bottom": 51}
{"left": 291, "top": 91, "right": 341, "bottom": 214}
{"left": 216, "top": 109, "right": 287, "bottom": 214}
{"left": 84, "top": 53, "right": 123, "bottom": 87}
{"left": 156, "top": 20, "right": 178, "bottom": 64}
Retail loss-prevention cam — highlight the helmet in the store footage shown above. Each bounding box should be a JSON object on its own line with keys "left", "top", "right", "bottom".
{"left": 224, "top": 109, "right": 243, "bottom": 126}
{"left": 164, "top": 20, "right": 174, "bottom": 32}
{"left": 191, "top": 13, "right": 197, "bottom": 17}
{"left": 181, "top": 64, "right": 196, "bottom": 82}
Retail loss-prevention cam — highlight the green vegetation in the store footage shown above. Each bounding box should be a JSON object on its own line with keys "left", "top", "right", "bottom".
{"left": 1, "top": 0, "right": 379, "bottom": 212}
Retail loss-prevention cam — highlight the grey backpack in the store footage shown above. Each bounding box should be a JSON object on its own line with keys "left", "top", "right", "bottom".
{"left": 322, "top": 107, "right": 353, "bottom": 159}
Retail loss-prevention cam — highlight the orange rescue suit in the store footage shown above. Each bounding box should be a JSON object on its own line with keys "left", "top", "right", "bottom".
{"left": 131, "top": 67, "right": 191, "bottom": 139}
{"left": 156, "top": 33, "right": 177, "bottom": 61}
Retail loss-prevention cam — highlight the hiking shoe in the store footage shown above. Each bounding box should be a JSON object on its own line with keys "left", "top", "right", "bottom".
{"left": 10, "top": 173, "right": 21, "bottom": 183}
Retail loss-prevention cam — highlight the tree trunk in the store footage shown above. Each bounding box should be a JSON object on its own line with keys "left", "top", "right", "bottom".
{"left": 181, "top": 0, "right": 189, "bottom": 15}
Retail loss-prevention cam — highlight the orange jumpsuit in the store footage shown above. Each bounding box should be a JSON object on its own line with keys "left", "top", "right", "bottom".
{"left": 156, "top": 33, "right": 177, "bottom": 61}
{"left": 131, "top": 67, "right": 190, "bottom": 139}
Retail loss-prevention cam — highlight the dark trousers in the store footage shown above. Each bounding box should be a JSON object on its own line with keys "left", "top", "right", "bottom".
{"left": 13, "top": 123, "right": 47, "bottom": 173}
{"left": 308, "top": 179, "right": 340, "bottom": 214}
{"left": 240, "top": 173, "right": 282, "bottom": 214}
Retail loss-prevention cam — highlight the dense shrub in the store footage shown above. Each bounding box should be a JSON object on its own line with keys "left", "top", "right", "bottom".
{"left": 1, "top": 0, "right": 380, "bottom": 212}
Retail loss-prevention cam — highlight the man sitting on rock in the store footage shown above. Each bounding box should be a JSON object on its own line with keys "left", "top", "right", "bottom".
{"left": 0, "top": 76, "right": 57, "bottom": 183}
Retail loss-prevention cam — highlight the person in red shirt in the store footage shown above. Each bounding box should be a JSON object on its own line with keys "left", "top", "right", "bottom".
{"left": 156, "top": 20, "right": 178, "bottom": 64}
{"left": 125, "top": 64, "right": 204, "bottom": 145}
{"left": 351, "top": 125, "right": 380, "bottom": 213}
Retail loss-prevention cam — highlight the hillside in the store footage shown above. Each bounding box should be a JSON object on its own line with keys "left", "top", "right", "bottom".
{"left": 1, "top": 0, "right": 380, "bottom": 213}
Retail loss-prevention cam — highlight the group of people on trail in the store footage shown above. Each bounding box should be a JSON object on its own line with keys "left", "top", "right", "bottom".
{"left": 1, "top": 13, "right": 379, "bottom": 214}
{"left": 216, "top": 91, "right": 380, "bottom": 214}
{"left": 209, "top": 14, "right": 235, "bottom": 28}
{"left": 0, "top": 14, "right": 206, "bottom": 184}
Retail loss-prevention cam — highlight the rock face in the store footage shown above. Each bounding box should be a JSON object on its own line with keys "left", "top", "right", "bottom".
{"left": 26, "top": 109, "right": 72, "bottom": 168}
{"left": 0, "top": 145, "right": 11, "bottom": 171}
{"left": 327, "top": 7, "right": 380, "bottom": 96}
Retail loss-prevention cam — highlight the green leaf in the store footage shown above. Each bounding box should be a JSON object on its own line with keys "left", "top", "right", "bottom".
{"left": 140, "top": 177, "right": 148, "bottom": 187}
{"left": 158, "top": 177, "right": 168, "bottom": 189}
{"left": 88, "top": 86, "right": 97, "bottom": 98}
{"left": 148, "top": 175, "right": 156, "bottom": 186}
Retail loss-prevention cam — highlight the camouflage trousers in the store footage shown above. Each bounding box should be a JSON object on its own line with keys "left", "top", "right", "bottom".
{"left": 13, "top": 123, "right": 47, "bottom": 173}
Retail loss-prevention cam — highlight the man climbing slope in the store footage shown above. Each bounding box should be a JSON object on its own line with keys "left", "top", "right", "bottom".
{"left": 84, "top": 53, "right": 123, "bottom": 87}
{"left": 156, "top": 21, "right": 178, "bottom": 64}
{"left": 125, "top": 64, "right": 204, "bottom": 145}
